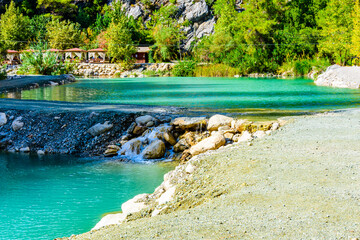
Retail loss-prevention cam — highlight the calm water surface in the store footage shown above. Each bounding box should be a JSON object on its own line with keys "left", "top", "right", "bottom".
{"left": 2, "top": 77, "right": 360, "bottom": 112}
{"left": 0, "top": 153, "right": 174, "bottom": 239}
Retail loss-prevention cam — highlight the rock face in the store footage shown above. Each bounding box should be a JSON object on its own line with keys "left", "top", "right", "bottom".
{"left": 315, "top": 65, "right": 360, "bottom": 89}
{"left": 92, "top": 213, "right": 127, "bottom": 230}
{"left": 184, "top": 0, "right": 209, "bottom": 22}
{"left": 142, "top": 140, "right": 166, "bottom": 159}
{"left": 189, "top": 132, "right": 226, "bottom": 156}
{"left": 121, "top": 193, "right": 148, "bottom": 215}
{"left": 87, "top": 121, "right": 113, "bottom": 136}
{"left": 171, "top": 117, "right": 207, "bottom": 130}
{"left": 0, "top": 113, "right": 7, "bottom": 126}
{"left": 207, "top": 115, "right": 233, "bottom": 131}
{"left": 12, "top": 117, "right": 24, "bottom": 131}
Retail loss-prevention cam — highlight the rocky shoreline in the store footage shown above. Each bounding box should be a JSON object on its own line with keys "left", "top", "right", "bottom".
{"left": 0, "top": 74, "right": 76, "bottom": 94}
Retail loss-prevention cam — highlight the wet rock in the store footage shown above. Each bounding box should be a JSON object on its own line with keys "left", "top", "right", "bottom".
{"left": 142, "top": 140, "right": 166, "bottom": 159}
{"left": 171, "top": 117, "right": 207, "bottom": 131}
{"left": 189, "top": 132, "right": 226, "bottom": 156}
{"left": 12, "top": 117, "right": 24, "bottom": 131}
{"left": 207, "top": 114, "right": 233, "bottom": 131}
{"left": 126, "top": 122, "right": 136, "bottom": 134}
{"left": 92, "top": 213, "right": 127, "bottom": 230}
{"left": 0, "top": 113, "right": 7, "bottom": 126}
{"left": 180, "top": 131, "right": 196, "bottom": 146}
{"left": 120, "top": 139, "right": 142, "bottom": 155}
{"left": 87, "top": 121, "right": 113, "bottom": 136}
{"left": 0, "top": 138, "right": 9, "bottom": 149}
{"left": 136, "top": 115, "right": 156, "bottom": 127}
{"left": 164, "top": 131, "right": 176, "bottom": 146}
{"left": 238, "top": 131, "right": 253, "bottom": 142}
{"left": 19, "top": 146, "right": 30, "bottom": 152}
{"left": 104, "top": 145, "right": 120, "bottom": 157}
{"left": 122, "top": 193, "right": 148, "bottom": 215}
{"left": 133, "top": 125, "right": 147, "bottom": 135}
{"left": 173, "top": 138, "right": 190, "bottom": 153}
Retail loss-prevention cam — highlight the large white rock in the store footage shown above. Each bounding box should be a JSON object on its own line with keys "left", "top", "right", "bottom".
{"left": 237, "top": 131, "right": 253, "bottom": 142}
{"left": 92, "top": 213, "right": 127, "bottom": 230}
{"left": 189, "top": 132, "right": 226, "bottom": 156}
{"left": 156, "top": 186, "right": 176, "bottom": 205}
{"left": 315, "top": 65, "right": 360, "bottom": 89}
{"left": 207, "top": 114, "right": 233, "bottom": 131}
{"left": 127, "top": 4, "right": 142, "bottom": 19}
{"left": 253, "top": 131, "right": 266, "bottom": 139}
{"left": 12, "top": 117, "right": 24, "bottom": 131}
{"left": 171, "top": 117, "right": 207, "bottom": 130}
{"left": 0, "top": 113, "right": 7, "bottom": 126}
{"left": 142, "top": 140, "right": 166, "bottom": 159}
{"left": 121, "top": 193, "right": 148, "bottom": 215}
{"left": 135, "top": 115, "right": 156, "bottom": 126}
{"left": 87, "top": 121, "right": 113, "bottom": 136}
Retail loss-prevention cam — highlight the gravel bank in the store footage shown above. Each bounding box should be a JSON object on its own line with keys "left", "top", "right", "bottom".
{"left": 64, "top": 109, "right": 360, "bottom": 239}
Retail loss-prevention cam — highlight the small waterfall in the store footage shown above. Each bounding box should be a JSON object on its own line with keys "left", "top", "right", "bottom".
{"left": 118, "top": 124, "right": 171, "bottom": 162}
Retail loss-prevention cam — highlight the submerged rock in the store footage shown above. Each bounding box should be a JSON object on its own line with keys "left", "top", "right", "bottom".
{"left": 142, "top": 140, "right": 166, "bottom": 159}
{"left": 87, "top": 121, "right": 113, "bottom": 136}
{"left": 189, "top": 132, "right": 226, "bottom": 156}
{"left": 207, "top": 115, "right": 233, "bottom": 131}
{"left": 0, "top": 113, "right": 7, "bottom": 126}
{"left": 12, "top": 117, "right": 24, "bottom": 131}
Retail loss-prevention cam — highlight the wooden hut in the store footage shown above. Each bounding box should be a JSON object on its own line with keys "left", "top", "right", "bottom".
{"left": 88, "top": 48, "right": 106, "bottom": 63}
{"left": 6, "top": 50, "right": 20, "bottom": 65}
{"left": 133, "top": 47, "right": 150, "bottom": 63}
{"left": 64, "top": 48, "right": 87, "bottom": 62}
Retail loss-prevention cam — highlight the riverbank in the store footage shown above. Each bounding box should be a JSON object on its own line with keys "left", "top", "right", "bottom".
{"left": 0, "top": 74, "right": 76, "bottom": 93}
{"left": 63, "top": 108, "right": 360, "bottom": 239}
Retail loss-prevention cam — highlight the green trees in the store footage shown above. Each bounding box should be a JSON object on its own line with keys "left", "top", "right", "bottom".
{"left": 0, "top": 1, "right": 31, "bottom": 50}
{"left": 46, "top": 19, "right": 83, "bottom": 49}
{"left": 351, "top": 0, "right": 360, "bottom": 61}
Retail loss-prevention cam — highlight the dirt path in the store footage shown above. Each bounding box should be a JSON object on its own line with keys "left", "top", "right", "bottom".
{"left": 66, "top": 109, "right": 360, "bottom": 239}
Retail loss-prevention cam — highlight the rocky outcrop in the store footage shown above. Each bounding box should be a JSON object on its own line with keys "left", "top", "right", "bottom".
{"left": 315, "top": 65, "right": 360, "bottom": 89}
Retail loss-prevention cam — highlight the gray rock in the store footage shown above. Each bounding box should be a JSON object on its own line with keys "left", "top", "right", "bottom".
{"left": 0, "top": 113, "right": 7, "bottom": 126}
{"left": 12, "top": 117, "right": 24, "bottom": 131}
{"left": 196, "top": 17, "right": 215, "bottom": 39}
{"left": 184, "top": 0, "right": 209, "bottom": 22}
{"left": 315, "top": 66, "right": 360, "bottom": 89}
{"left": 19, "top": 147, "right": 30, "bottom": 152}
{"left": 128, "top": 5, "right": 143, "bottom": 19}
{"left": 142, "top": 140, "right": 166, "bottom": 159}
{"left": 136, "top": 115, "right": 156, "bottom": 126}
{"left": 87, "top": 121, "right": 113, "bottom": 136}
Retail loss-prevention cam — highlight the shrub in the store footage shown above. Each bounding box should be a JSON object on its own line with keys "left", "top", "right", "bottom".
{"left": 194, "top": 64, "right": 240, "bottom": 77}
{"left": 278, "top": 58, "right": 331, "bottom": 77}
{"left": 0, "top": 65, "right": 7, "bottom": 80}
{"left": 172, "top": 61, "right": 197, "bottom": 77}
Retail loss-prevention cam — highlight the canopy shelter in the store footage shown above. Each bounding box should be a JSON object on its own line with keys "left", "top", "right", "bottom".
{"left": 88, "top": 48, "right": 106, "bottom": 63}
{"left": 6, "top": 50, "right": 20, "bottom": 65}
{"left": 64, "top": 48, "right": 87, "bottom": 62}
{"left": 43, "top": 49, "right": 63, "bottom": 61}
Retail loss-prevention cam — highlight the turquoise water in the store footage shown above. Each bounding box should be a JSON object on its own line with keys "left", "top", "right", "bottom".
{"left": 2, "top": 77, "right": 360, "bottom": 112}
{"left": 0, "top": 153, "right": 173, "bottom": 239}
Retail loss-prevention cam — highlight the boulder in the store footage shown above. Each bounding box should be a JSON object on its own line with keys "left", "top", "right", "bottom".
{"left": 196, "top": 17, "right": 215, "bottom": 39}
{"left": 133, "top": 125, "right": 147, "bottom": 135}
{"left": 207, "top": 114, "right": 233, "bottom": 131}
{"left": 104, "top": 145, "right": 120, "bottom": 157}
{"left": 142, "top": 140, "right": 166, "bottom": 159}
{"left": 121, "top": 193, "right": 148, "bottom": 215}
{"left": 92, "top": 213, "right": 127, "bottom": 230}
{"left": 163, "top": 131, "right": 177, "bottom": 145}
{"left": 189, "top": 132, "right": 226, "bottom": 156}
{"left": 171, "top": 117, "right": 207, "bottom": 130}
{"left": 232, "top": 133, "right": 241, "bottom": 142}
{"left": 173, "top": 138, "right": 190, "bottom": 152}
{"left": 253, "top": 131, "right": 266, "bottom": 139}
{"left": 127, "top": 5, "right": 142, "bottom": 19}
{"left": 184, "top": 0, "right": 209, "bottom": 22}
{"left": 12, "top": 117, "right": 24, "bottom": 131}
{"left": 120, "top": 139, "right": 142, "bottom": 155}
{"left": 87, "top": 121, "right": 113, "bottom": 136}
{"left": 156, "top": 186, "right": 176, "bottom": 205}
{"left": 315, "top": 66, "right": 360, "bottom": 89}
{"left": 0, "top": 113, "right": 7, "bottom": 126}
{"left": 231, "top": 119, "right": 251, "bottom": 133}
{"left": 237, "top": 131, "right": 253, "bottom": 142}
{"left": 135, "top": 115, "right": 156, "bottom": 127}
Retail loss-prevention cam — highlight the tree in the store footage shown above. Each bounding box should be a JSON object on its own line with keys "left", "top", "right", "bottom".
{"left": 46, "top": 19, "right": 83, "bottom": 49}
{"left": 351, "top": 0, "right": 360, "bottom": 60}
{"left": 317, "top": 0, "right": 353, "bottom": 64}
{"left": 37, "top": 0, "right": 77, "bottom": 20}
{"left": 29, "top": 14, "right": 53, "bottom": 42}
{"left": 0, "top": 1, "right": 31, "bottom": 50}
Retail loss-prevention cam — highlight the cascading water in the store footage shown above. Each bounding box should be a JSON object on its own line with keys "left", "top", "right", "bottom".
{"left": 118, "top": 124, "right": 173, "bottom": 162}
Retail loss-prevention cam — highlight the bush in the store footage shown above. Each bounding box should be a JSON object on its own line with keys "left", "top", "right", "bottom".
{"left": 194, "top": 64, "right": 240, "bottom": 77}
{"left": 278, "top": 58, "right": 331, "bottom": 77}
{"left": 0, "top": 65, "right": 7, "bottom": 80}
{"left": 172, "top": 61, "right": 197, "bottom": 77}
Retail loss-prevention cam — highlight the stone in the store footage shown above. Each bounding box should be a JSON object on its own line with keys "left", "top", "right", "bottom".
{"left": 156, "top": 186, "right": 176, "bottom": 205}
{"left": 37, "top": 150, "right": 45, "bottom": 155}
{"left": 121, "top": 193, "right": 148, "bottom": 215}
{"left": 87, "top": 121, "right": 113, "bottom": 136}
{"left": 224, "top": 132, "right": 234, "bottom": 140}
{"left": 163, "top": 131, "right": 176, "bottom": 145}
{"left": 126, "top": 122, "right": 136, "bottom": 134}
{"left": 271, "top": 122, "right": 280, "bottom": 131}
{"left": 104, "top": 145, "right": 120, "bottom": 157}
{"left": 19, "top": 147, "right": 30, "bottom": 152}
{"left": 0, "top": 113, "right": 7, "bottom": 126}
{"left": 249, "top": 122, "right": 273, "bottom": 133}
{"left": 253, "top": 131, "right": 266, "bottom": 139}
{"left": 231, "top": 119, "right": 251, "bottom": 133}
{"left": 171, "top": 117, "right": 207, "bottom": 131}
{"left": 180, "top": 131, "right": 196, "bottom": 146}
{"left": 128, "top": 5, "right": 143, "bottom": 19}
{"left": 184, "top": 0, "right": 209, "bottom": 22}
{"left": 120, "top": 139, "right": 142, "bottom": 155}
{"left": 196, "top": 17, "right": 215, "bottom": 39}
{"left": 185, "top": 163, "right": 196, "bottom": 174}
{"left": 12, "top": 117, "right": 24, "bottom": 131}
{"left": 315, "top": 66, "right": 360, "bottom": 89}
{"left": 207, "top": 114, "right": 233, "bottom": 131}
{"left": 189, "top": 132, "right": 226, "bottom": 156}
{"left": 133, "top": 125, "right": 147, "bottom": 135}
{"left": 146, "top": 121, "right": 154, "bottom": 127}
{"left": 173, "top": 138, "right": 190, "bottom": 152}
{"left": 142, "top": 140, "right": 166, "bottom": 159}
{"left": 92, "top": 213, "right": 127, "bottom": 230}
{"left": 218, "top": 125, "right": 231, "bottom": 132}
{"left": 135, "top": 115, "right": 156, "bottom": 126}
{"left": 232, "top": 133, "right": 241, "bottom": 142}
{"left": 237, "top": 131, "right": 253, "bottom": 142}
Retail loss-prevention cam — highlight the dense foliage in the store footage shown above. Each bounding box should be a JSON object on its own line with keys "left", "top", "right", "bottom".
{"left": 0, "top": 0, "right": 360, "bottom": 75}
